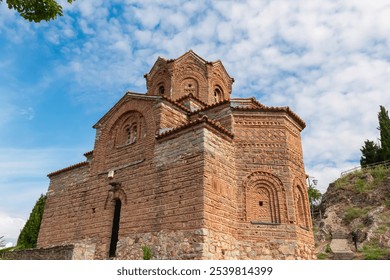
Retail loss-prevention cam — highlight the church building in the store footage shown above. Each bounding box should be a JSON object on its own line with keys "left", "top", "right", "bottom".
{"left": 37, "top": 50, "right": 315, "bottom": 259}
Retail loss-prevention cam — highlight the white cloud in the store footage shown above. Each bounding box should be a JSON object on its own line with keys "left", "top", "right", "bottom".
{"left": 0, "top": 211, "right": 25, "bottom": 240}
{"left": 0, "top": 147, "right": 91, "bottom": 242}
{"left": 0, "top": 148, "right": 87, "bottom": 178}
{"left": 2, "top": 0, "right": 390, "bottom": 195}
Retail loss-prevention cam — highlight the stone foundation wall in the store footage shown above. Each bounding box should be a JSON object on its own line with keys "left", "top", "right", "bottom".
{"left": 236, "top": 239, "right": 315, "bottom": 260}
{"left": 113, "top": 229, "right": 205, "bottom": 260}
{"left": 3, "top": 245, "right": 74, "bottom": 260}
{"left": 203, "top": 228, "right": 315, "bottom": 260}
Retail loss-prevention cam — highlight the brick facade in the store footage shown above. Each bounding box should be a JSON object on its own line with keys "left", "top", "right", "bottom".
{"left": 37, "top": 50, "right": 315, "bottom": 259}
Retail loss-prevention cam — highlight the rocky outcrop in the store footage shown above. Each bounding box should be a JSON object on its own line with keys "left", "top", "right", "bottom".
{"left": 313, "top": 167, "right": 390, "bottom": 259}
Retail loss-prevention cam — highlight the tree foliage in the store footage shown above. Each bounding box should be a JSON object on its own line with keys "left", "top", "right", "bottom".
{"left": 308, "top": 185, "right": 322, "bottom": 207}
{"left": 378, "top": 105, "right": 390, "bottom": 161}
{"left": 360, "top": 105, "right": 390, "bottom": 166}
{"left": 17, "top": 194, "right": 47, "bottom": 249}
{"left": 360, "top": 140, "right": 382, "bottom": 167}
{"left": 2, "top": 0, "right": 74, "bottom": 22}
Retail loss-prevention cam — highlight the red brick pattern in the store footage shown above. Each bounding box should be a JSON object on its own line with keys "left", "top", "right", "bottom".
{"left": 37, "top": 51, "right": 314, "bottom": 260}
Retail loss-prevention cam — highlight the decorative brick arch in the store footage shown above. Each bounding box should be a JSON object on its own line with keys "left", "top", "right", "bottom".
{"left": 245, "top": 171, "right": 287, "bottom": 224}
{"left": 210, "top": 75, "right": 230, "bottom": 102}
{"left": 212, "top": 84, "right": 224, "bottom": 103}
{"left": 293, "top": 178, "right": 310, "bottom": 229}
{"left": 180, "top": 77, "right": 199, "bottom": 97}
{"left": 174, "top": 71, "right": 207, "bottom": 100}
{"left": 210, "top": 62, "right": 234, "bottom": 96}
{"left": 148, "top": 69, "right": 171, "bottom": 96}
{"left": 110, "top": 110, "right": 146, "bottom": 148}
{"left": 91, "top": 100, "right": 155, "bottom": 175}
{"left": 104, "top": 186, "right": 127, "bottom": 210}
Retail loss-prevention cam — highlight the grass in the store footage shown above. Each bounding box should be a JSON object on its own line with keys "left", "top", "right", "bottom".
{"left": 0, "top": 246, "right": 16, "bottom": 260}
{"left": 343, "top": 207, "right": 370, "bottom": 224}
{"left": 361, "top": 241, "right": 389, "bottom": 260}
{"left": 142, "top": 245, "right": 152, "bottom": 260}
{"left": 354, "top": 177, "right": 368, "bottom": 193}
{"left": 316, "top": 243, "right": 333, "bottom": 260}
{"left": 373, "top": 217, "right": 390, "bottom": 234}
{"left": 371, "top": 165, "right": 387, "bottom": 184}
{"left": 336, "top": 165, "right": 390, "bottom": 194}
{"left": 375, "top": 225, "right": 387, "bottom": 234}
{"left": 355, "top": 222, "right": 365, "bottom": 229}
{"left": 325, "top": 244, "right": 332, "bottom": 253}
{"left": 316, "top": 252, "right": 327, "bottom": 260}
{"left": 335, "top": 172, "right": 356, "bottom": 189}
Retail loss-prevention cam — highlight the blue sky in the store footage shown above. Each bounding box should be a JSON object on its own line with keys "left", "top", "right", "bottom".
{"left": 1, "top": 0, "right": 389, "bottom": 246}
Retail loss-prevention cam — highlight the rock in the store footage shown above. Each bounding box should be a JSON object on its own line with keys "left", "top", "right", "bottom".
{"left": 360, "top": 173, "right": 374, "bottom": 184}
{"left": 279, "top": 244, "right": 295, "bottom": 255}
{"left": 313, "top": 168, "right": 390, "bottom": 259}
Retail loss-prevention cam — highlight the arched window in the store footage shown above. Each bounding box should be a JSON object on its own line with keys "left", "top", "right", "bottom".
{"left": 247, "top": 183, "right": 280, "bottom": 224}
{"left": 124, "top": 123, "right": 137, "bottom": 145}
{"left": 246, "top": 171, "right": 287, "bottom": 224}
{"left": 158, "top": 85, "right": 165, "bottom": 95}
{"left": 295, "top": 185, "right": 309, "bottom": 228}
{"left": 114, "top": 111, "right": 146, "bottom": 148}
{"left": 214, "top": 86, "right": 224, "bottom": 102}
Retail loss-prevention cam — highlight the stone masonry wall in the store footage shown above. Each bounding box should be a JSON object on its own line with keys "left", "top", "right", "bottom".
{"left": 202, "top": 129, "right": 237, "bottom": 259}
{"left": 203, "top": 228, "right": 314, "bottom": 260}
{"left": 190, "top": 103, "right": 233, "bottom": 132}
{"left": 158, "top": 102, "right": 188, "bottom": 130}
{"left": 107, "top": 126, "right": 208, "bottom": 259}
{"left": 3, "top": 246, "right": 74, "bottom": 260}
{"left": 38, "top": 165, "right": 90, "bottom": 248}
{"left": 114, "top": 229, "right": 205, "bottom": 260}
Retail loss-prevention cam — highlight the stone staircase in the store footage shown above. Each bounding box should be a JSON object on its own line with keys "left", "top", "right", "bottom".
{"left": 330, "top": 231, "right": 355, "bottom": 260}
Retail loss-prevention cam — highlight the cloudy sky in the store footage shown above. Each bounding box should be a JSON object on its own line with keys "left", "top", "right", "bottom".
{"left": 1, "top": 0, "right": 389, "bottom": 246}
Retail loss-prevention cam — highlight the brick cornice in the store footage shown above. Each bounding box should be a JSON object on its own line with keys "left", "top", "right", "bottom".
{"left": 47, "top": 161, "right": 89, "bottom": 178}
{"left": 156, "top": 115, "right": 234, "bottom": 140}
{"left": 189, "top": 99, "right": 231, "bottom": 115}
{"left": 83, "top": 150, "right": 93, "bottom": 157}
{"left": 175, "top": 93, "right": 208, "bottom": 108}
{"left": 232, "top": 106, "right": 306, "bottom": 129}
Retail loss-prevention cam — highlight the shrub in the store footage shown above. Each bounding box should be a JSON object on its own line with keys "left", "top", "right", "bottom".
{"left": 325, "top": 244, "right": 332, "bottom": 253}
{"left": 371, "top": 165, "right": 387, "bottom": 183}
{"left": 316, "top": 252, "right": 327, "bottom": 260}
{"left": 142, "top": 245, "right": 152, "bottom": 260}
{"left": 353, "top": 178, "right": 367, "bottom": 193}
{"left": 343, "top": 207, "right": 369, "bottom": 224}
{"left": 17, "top": 194, "right": 47, "bottom": 249}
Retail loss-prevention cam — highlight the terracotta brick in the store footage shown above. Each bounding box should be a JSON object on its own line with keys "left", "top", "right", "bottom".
{"left": 37, "top": 51, "right": 314, "bottom": 260}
